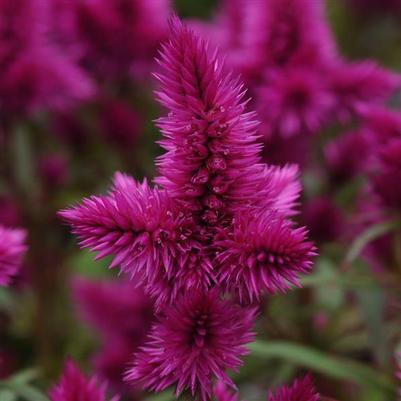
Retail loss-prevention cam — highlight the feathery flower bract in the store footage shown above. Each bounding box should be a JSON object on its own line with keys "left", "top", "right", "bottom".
{"left": 216, "top": 212, "right": 316, "bottom": 303}
{"left": 60, "top": 173, "right": 211, "bottom": 307}
{"left": 0, "top": 225, "right": 27, "bottom": 286}
{"left": 125, "top": 290, "right": 256, "bottom": 401}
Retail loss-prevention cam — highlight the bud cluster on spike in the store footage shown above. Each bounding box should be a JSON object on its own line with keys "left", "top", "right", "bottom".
{"left": 0, "top": 225, "right": 27, "bottom": 286}
{"left": 59, "top": 17, "right": 316, "bottom": 401}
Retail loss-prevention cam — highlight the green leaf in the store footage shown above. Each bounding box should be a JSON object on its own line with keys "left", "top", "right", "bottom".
{"left": 6, "top": 368, "right": 40, "bottom": 385}
{"left": 0, "top": 389, "right": 17, "bottom": 401}
{"left": 356, "top": 287, "right": 389, "bottom": 367}
{"left": 144, "top": 389, "right": 175, "bottom": 401}
{"left": 3, "top": 384, "right": 50, "bottom": 401}
{"left": 345, "top": 220, "right": 400, "bottom": 265}
{"left": 249, "top": 340, "right": 396, "bottom": 396}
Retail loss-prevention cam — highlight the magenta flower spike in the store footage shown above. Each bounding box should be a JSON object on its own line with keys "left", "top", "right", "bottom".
{"left": 125, "top": 290, "right": 256, "bottom": 401}
{"left": 49, "top": 359, "right": 119, "bottom": 401}
{"left": 0, "top": 225, "right": 27, "bottom": 286}
{"left": 60, "top": 17, "right": 314, "bottom": 307}
{"left": 59, "top": 18, "right": 314, "bottom": 308}
{"left": 267, "top": 375, "right": 320, "bottom": 401}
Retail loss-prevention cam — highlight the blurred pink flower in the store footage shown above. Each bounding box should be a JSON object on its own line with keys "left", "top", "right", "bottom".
{"left": 328, "top": 61, "right": 400, "bottom": 123}
{"left": 303, "top": 198, "right": 345, "bottom": 244}
{"left": 197, "top": 0, "right": 336, "bottom": 81}
{"left": 324, "top": 130, "right": 373, "bottom": 184}
{"left": 0, "top": 225, "right": 27, "bottom": 286}
{"left": 0, "top": 0, "right": 94, "bottom": 120}
{"left": 75, "top": 0, "right": 171, "bottom": 80}
{"left": 73, "top": 278, "right": 154, "bottom": 341}
{"left": 0, "top": 197, "right": 22, "bottom": 227}
{"left": 99, "top": 98, "right": 141, "bottom": 147}
{"left": 257, "top": 67, "right": 333, "bottom": 138}
{"left": 267, "top": 375, "right": 320, "bottom": 401}
{"left": 49, "top": 359, "right": 119, "bottom": 401}
{"left": 73, "top": 278, "right": 154, "bottom": 390}
{"left": 38, "top": 154, "right": 68, "bottom": 189}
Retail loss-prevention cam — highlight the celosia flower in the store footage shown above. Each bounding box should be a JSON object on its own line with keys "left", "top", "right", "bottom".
{"left": 49, "top": 359, "right": 119, "bottom": 401}
{"left": 0, "top": 225, "right": 27, "bottom": 286}
{"left": 216, "top": 211, "right": 316, "bottom": 303}
{"left": 52, "top": 111, "right": 88, "bottom": 148}
{"left": 303, "top": 198, "right": 344, "bottom": 243}
{"left": 73, "top": 278, "right": 154, "bottom": 389}
{"left": 125, "top": 290, "right": 256, "bottom": 401}
{"left": 267, "top": 375, "right": 320, "bottom": 401}
{"left": 0, "top": 0, "right": 93, "bottom": 120}
{"left": 38, "top": 154, "right": 67, "bottom": 189}
{"left": 75, "top": 0, "right": 170, "bottom": 80}
{"left": 348, "top": 109, "right": 401, "bottom": 213}
{"left": 60, "top": 18, "right": 314, "bottom": 308}
{"left": 214, "top": 382, "right": 239, "bottom": 401}
{"left": 153, "top": 17, "right": 266, "bottom": 221}
{"left": 370, "top": 139, "right": 401, "bottom": 211}
{"left": 257, "top": 67, "right": 333, "bottom": 138}
{"left": 362, "top": 108, "right": 401, "bottom": 145}
{"left": 99, "top": 98, "right": 141, "bottom": 147}
{"left": 0, "top": 197, "right": 22, "bottom": 227}
{"left": 73, "top": 278, "right": 154, "bottom": 340}
{"left": 93, "top": 339, "right": 140, "bottom": 391}
{"left": 324, "top": 130, "right": 373, "bottom": 184}
{"left": 60, "top": 173, "right": 210, "bottom": 307}
{"left": 198, "top": 0, "right": 336, "bottom": 80}
{"left": 328, "top": 61, "right": 400, "bottom": 123}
